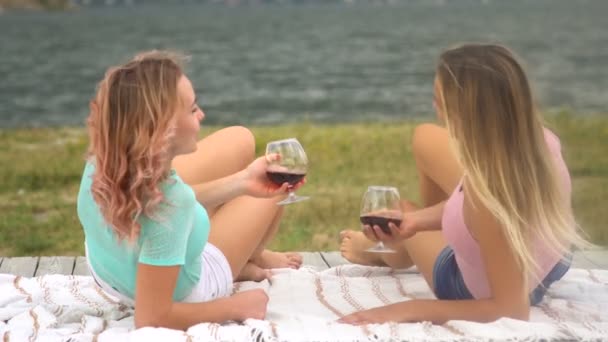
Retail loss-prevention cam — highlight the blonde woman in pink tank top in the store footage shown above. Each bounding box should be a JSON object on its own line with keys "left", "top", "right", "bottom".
{"left": 339, "top": 44, "right": 589, "bottom": 325}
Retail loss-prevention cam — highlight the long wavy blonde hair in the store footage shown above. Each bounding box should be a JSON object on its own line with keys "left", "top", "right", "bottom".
{"left": 435, "top": 44, "right": 589, "bottom": 282}
{"left": 87, "top": 50, "right": 186, "bottom": 241}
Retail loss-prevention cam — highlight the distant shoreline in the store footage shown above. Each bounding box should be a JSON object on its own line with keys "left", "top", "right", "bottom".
{"left": 0, "top": 110, "right": 606, "bottom": 131}
{"left": 0, "top": 0, "right": 72, "bottom": 10}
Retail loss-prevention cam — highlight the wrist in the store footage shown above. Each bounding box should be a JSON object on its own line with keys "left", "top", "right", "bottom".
{"left": 395, "top": 300, "right": 416, "bottom": 323}
{"left": 234, "top": 169, "right": 249, "bottom": 196}
{"left": 402, "top": 211, "right": 421, "bottom": 233}
{"left": 408, "top": 212, "right": 424, "bottom": 233}
{"left": 224, "top": 296, "right": 245, "bottom": 321}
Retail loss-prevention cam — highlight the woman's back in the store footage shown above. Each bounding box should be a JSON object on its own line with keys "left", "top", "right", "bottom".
{"left": 77, "top": 161, "right": 210, "bottom": 301}
{"left": 442, "top": 128, "right": 572, "bottom": 299}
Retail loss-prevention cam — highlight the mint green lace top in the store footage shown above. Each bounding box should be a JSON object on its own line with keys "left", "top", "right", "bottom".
{"left": 77, "top": 162, "right": 210, "bottom": 301}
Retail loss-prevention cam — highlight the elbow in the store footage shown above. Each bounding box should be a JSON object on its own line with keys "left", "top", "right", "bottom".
{"left": 134, "top": 310, "right": 171, "bottom": 330}
{"left": 503, "top": 307, "right": 530, "bottom": 321}
{"left": 507, "top": 306, "right": 530, "bottom": 321}
{"left": 495, "top": 300, "right": 530, "bottom": 322}
{"left": 134, "top": 316, "right": 158, "bottom": 330}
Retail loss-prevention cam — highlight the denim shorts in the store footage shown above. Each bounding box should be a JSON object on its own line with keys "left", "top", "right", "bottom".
{"left": 432, "top": 246, "right": 572, "bottom": 305}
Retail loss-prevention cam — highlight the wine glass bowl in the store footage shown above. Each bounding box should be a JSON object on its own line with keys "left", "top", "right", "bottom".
{"left": 360, "top": 185, "right": 402, "bottom": 253}
{"left": 265, "top": 138, "right": 309, "bottom": 205}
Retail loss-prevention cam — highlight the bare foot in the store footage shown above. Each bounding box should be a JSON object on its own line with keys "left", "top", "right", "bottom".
{"left": 251, "top": 249, "right": 303, "bottom": 269}
{"left": 340, "top": 230, "right": 387, "bottom": 266}
{"left": 235, "top": 262, "right": 271, "bottom": 282}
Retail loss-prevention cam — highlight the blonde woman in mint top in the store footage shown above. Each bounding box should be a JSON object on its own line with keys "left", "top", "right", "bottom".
{"left": 339, "top": 44, "right": 589, "bottom": 324}
{"left": 78, "top": 51, "right": 304, "bottom": 330}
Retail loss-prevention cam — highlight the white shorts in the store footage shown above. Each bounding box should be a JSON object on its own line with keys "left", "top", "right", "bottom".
{"left": 85, "top": 242, "right": 233, "bottom": 307}
{"left": 182, "top": 243, "right": 234, "bottom": 303}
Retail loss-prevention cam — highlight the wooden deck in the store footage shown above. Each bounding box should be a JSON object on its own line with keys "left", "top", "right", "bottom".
{"left": 0, "top": 250, "right": 606, "bottom": 277}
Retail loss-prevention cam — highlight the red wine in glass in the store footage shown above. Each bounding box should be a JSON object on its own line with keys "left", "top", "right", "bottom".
{"left": 265, "top": 138, "right": 310, "bottom": 205}
{"left": 266, "top": 171, "right": 307, "bottom": 186}
{"left": 359, "top": 215, "right": 402, "bottom": 235}
{"left": 360, "top": 186, "right": 402, "bottom": 253}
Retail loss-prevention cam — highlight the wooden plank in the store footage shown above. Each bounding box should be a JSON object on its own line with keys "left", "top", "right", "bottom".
{"left": 300, "top": 251, "right": 329, "bottom": 270}
{"left": 0, "top": 249, "right": 604, "bottom": 278}
{"left": 0, "top": 257, "right": 39, "bottom": 277}
{"left": 72, "top": 256, "right": 91, "bottom": 276}
{"left": 320, "top": 250, "right": 608, "bottom": 270}
{"left": 35, "top": 256, "right": 75, "bottom": 276}
{"left": 320, "top": 251, "right": 350, "bottom": 268}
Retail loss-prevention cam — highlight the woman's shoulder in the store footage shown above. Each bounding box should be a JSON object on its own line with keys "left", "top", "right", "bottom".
{"left": 542, "top": 127, "right": 562, "bottom": 153}
{"left": 81, "top": 161, "right": 195, "bottom": 206}
{"left": 78, "top": 160, "right": 96, "bottom": 190}
{"left": 161, "top": 171, "right": 196, "bottom": 206}
{"left": 82, "top": 159, "right": 95, "bottom": 175}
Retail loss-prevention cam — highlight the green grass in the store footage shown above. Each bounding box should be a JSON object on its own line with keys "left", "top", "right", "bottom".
{"left": 1, "top": 113, "right": 607, "bottom": 256}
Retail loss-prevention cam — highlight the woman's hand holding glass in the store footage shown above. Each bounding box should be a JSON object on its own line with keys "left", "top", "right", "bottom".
{"left": 265, "top": 138, "right": 310, "bottom": 205}
{"left": 359, "top": 186, "right": 403, "bottom": 253}
{"left": 362, "top": 207, "right": 419, "bottom": 245}
{"left": 241, "top": 153, "right": 306, "bottom": 199}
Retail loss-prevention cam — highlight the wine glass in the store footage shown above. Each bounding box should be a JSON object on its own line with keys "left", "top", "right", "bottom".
{"left": 265, "top": 138, "right": 309, "bottom": 205}
{"left": 360, "top": 186, "right": 403, "bottom": 253}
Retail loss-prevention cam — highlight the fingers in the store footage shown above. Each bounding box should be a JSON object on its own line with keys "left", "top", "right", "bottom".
{"left": 287, "top": 252, "right": 303, "bottom": 262}
{"left": 264, "top": 153, "right": 281, "bottom": 164}
{"left": 372, "top": 225, "right": 392, "bottom": 242}
{"left": 388, "top": 221, "right": 401, "bottom": 237}
{"left": 266, "top": 182, "right": 290, "bottom": 196}
{"left": 289, "top": 177, "right": 307, "bottom": 192}
{"left": 337, "top": 314, "right": 355, "bottom": 324}
{"left": 337, "top": 313, "right": 368, "bottom": 325}
{"left": 288, "top": 253, "right": 303, "bottom": 268}
{"left": 277, "top": 177, "right": 306, "bottom": 195}
{"left": 362, "top": 226, "right": 378, "bottom": 242}
{"left": 390, "top": 221, "right": 415, "bottom": 240}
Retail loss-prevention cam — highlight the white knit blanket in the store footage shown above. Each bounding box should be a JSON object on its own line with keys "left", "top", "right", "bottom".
{"left": 1, "top": 265, "right": 607, "bottom": 341}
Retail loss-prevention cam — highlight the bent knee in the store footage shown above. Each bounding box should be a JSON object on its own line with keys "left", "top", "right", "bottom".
{"left": 411, "top": 123, "right": 447, "bottom": 158}
{"left": 225, "top": 126, "right": 255, "bottom": 159}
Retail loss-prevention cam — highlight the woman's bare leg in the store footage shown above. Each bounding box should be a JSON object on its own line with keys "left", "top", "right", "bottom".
{"left": 172, "top": 126, "right": 255, "bottom": 216}
{"left": 172, "top": 126, "right": 299, "bottom": 279}
{"left": 235, "top": 262, "right": 271, "bottom": 282}
{"left": 398, "top": 124, "right": 463, "bottom": 289}
{"left": 339, "top": 230, "right": 386, "bottom": 266}
{"left": 249, "top": 209, "right": 302, "bottom": 269}
{"left": 339, "top": 124, "right": 463, "bottom": 289}
{"left": 412, "top": 124, "right": 462, "bottom": 207}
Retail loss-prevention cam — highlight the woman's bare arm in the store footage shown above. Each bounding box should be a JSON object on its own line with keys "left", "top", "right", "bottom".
{"left": 134, "top": 263, "right": 267, "bottom": 330}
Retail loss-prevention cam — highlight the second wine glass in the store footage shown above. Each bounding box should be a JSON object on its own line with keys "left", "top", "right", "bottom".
{"left": 265, "top": 138, "right": 309, "bottom": 205}
{"left": 360, "top": 186, "right": 403, "bottom": 253}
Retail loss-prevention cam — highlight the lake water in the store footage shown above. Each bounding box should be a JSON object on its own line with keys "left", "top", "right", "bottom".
{"left": 0, "top": 0, "right": 606, "bottom": 127}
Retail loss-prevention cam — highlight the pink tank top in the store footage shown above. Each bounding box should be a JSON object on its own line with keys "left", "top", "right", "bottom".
{"left": 441, "top": 128, "right": 572, "bottom": 299}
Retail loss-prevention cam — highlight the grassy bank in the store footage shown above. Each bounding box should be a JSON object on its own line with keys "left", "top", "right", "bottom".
{"left": 1, "top": 113, "right": 607, "bottom": 256}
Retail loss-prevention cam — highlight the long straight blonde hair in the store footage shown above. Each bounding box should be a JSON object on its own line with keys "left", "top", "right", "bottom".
{"left": 435, "top": 44, "right": 589, "bottom": 282}
{"left": 87, "top": 51, "right": 186, "bottom": 241}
